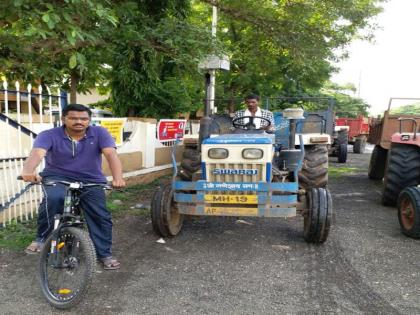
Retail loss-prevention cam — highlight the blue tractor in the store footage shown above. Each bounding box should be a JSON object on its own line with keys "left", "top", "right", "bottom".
{"left": 151, "top": 102, "right": 333, "bottom": 243}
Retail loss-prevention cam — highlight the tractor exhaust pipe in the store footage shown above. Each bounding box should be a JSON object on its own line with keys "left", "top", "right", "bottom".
{"left": 198, "top": 72, "right": 212, "bottom": 150}
{"left": 289, "top": 119, "right": 296, "bottom": 148}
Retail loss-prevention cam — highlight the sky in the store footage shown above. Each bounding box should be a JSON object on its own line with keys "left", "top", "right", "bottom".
{"left": 331, "top": 0, "right": 420, "bottom": 115}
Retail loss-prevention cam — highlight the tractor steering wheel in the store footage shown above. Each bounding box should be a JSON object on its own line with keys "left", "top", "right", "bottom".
{"left": 232, "top": 115, "right": 271, "bottom": 130}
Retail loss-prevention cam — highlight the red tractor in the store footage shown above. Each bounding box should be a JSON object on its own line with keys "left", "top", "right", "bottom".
{"left": 335, "top": 115, "right": 370, "bottom": 154}
{"left": 382, "top": 118, "right": 420, "bottom": 206}
{"left": 381, "top": 119, "right": 420, "bottom": 238}
{"left": 368, "top": 98, "right": 420, "bottom": 181}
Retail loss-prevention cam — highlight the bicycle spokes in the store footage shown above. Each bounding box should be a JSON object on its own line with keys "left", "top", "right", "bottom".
{"left": 42, "top": 230, "right": 90, "bottom": 303}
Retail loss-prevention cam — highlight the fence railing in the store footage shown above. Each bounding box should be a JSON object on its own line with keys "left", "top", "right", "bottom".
{"left": 0, "top": 79, "right": 64, "bottom": 226}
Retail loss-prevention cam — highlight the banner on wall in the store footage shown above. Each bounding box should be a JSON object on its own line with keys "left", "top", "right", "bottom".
{"left": 91, "top": 117, "right": 127, "bottom": 146}
{"left": 157, "top": 119, "right": 186, "bottom": 142}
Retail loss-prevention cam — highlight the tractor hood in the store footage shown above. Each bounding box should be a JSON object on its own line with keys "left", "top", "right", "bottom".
{"left": 202, "top": 133, "right": 275, "bottom": 145}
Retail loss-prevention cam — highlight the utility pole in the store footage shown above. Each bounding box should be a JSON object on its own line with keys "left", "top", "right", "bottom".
{"left": 209, "top": 5, "right": 217, "bottom": 114}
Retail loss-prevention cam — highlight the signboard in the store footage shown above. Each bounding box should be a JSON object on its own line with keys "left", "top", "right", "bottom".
{"left": 91, "top": 117, "right": 127, "bottom": 146}
{"left": 157, "top": 119, "right": 186, "bottom": 141}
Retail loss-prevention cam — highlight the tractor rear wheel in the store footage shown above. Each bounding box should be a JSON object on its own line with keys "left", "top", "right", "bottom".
{"left": 353, "top": 137, "right": 366, "bottom": 154}
{"left": 368, "top": 145, "right": 388, "bottom": 180}
{"left": 382, "top": 144, "right": 420, "bottom": 206}
{"left": 179, "top": 115, "right": 232, "bottom": 181}
{"left": 397, "top": 187, "right": 420, "bottom": 238}
{"left": 179, "top": 148, "right": 201, "bottom": 181}
{"left": 151, "top": 183, "right": 183, "bottom": 237}
{"left": 304, "top": 188, "right": 333, "bottom": 243}
{"left": 299, "top": 145, "right": 328, "bottom": 189}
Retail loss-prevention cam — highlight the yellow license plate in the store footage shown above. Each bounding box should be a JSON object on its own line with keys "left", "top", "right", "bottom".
{"left": 204, "top": 194, "right": 258, "bottom": 204}
{"left": 204, "top": 207, "right": 258, "bottom": 216}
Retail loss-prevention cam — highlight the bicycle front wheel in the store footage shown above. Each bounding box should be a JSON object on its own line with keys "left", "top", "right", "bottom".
{"left": 38, "top": 227, "right": 97, "bottom": 309}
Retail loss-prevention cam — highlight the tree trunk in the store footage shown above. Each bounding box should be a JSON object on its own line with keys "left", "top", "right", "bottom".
{"left": 128, "top": 107, "right": 135, "bottom": 117}
{"left": 70, "top": 71, "right": 80, "bottom": 104}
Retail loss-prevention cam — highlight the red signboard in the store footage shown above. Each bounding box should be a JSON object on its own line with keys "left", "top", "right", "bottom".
{"left": 157, "top": 119, "right": 186, "bottom": 141}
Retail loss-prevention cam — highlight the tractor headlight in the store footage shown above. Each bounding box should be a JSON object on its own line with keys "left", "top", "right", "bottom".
{"left": 208, "top": 148, "right": 229, "bottom": 159}
{"left": 242, "top": 148, "right": 263, "bottom": 159}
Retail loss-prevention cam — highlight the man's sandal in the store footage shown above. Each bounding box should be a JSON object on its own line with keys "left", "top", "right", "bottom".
{"left": 99, "top": 257, "right": 121, "bottom": 270}
{"left": 25, "top": 241, "right": 43, "bottom": 254}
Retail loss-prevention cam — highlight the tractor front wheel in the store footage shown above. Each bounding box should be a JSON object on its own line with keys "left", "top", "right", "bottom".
{"left": 337, "top": 143, "right": 348, "bottom": 163}
{"left": 336, "top": 129, "right": 348, "bottom": 163}
{"left": 304, "top": 188, "right": 333, "bottom": 243}
{"left": 397, "top": 187, "right": 420, "bottom": 238}
{"left": 151, "top": 183, "right": 184, "bottom": 237}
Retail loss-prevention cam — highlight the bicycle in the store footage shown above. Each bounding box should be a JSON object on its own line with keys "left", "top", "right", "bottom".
{"left": 18, "top": 177, "right": 111, "bottom": 309}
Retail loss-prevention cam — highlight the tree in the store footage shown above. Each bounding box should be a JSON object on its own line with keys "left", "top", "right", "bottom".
{"left": 109, "top": 1, "right": 216, "bottom": 117}
{"left": 0, "top": 0, "right": 117, "bottom": 102}
{"left": 390, "top": 103, "right": 420, "bottom": 115}
{"left": 321, "top": 82, "right": 370, "bottom": 117}
{"left": 195, "top": 0, "right": 384, "bottom": 112}
{"left": 0, "top": 0, "right": 384, "bottom": 117}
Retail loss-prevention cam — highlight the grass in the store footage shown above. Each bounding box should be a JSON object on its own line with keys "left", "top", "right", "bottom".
{"left": 328, "top": 166, "right": 360, "bottom": 178}
{"left": 106, "top": 179, "right": 163, "bottom": 217}
{"left": 0, "top": 219, "right": 37, "bottom": 250}
{"left": 0, "top": 178, "right": 165, "bottom": 251}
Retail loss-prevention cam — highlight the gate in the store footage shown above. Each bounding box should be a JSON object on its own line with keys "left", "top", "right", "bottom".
{"left": 0, "top": 80, "right": 66, "bottom": 226}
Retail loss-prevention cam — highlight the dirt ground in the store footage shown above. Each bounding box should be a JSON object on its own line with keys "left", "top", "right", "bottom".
{"left": 1, "top": 146, "right": 419, "bottom": 315}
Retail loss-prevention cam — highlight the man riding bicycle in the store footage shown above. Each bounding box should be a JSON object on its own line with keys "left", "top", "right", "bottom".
{"left": 21, "top": 104, "right": 126, "bottom": 270}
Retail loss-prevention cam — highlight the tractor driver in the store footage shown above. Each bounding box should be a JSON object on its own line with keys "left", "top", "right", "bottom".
{"left": 232, "top": 94, "right": 275, "bottom": 132}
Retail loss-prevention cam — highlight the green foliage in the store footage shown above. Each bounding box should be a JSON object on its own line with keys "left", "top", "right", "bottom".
{"left": 0, "top": 0, "right": 117, "bottom": 91}
{"left": 196, "top": 0, "right": 384, "bottom": 113}
{"left": 321, "top": 82, "right": 370, "bottom": 117}
{"left": 390, "top": 103, "right": 420, "bottom": 115}
{"left": 109, "top": 1, "right": 215, "bottom": 117}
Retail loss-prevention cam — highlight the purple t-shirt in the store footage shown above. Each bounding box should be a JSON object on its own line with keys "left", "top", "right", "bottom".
{"left": 33, "top": 126, "right": 116, "bottom": 183}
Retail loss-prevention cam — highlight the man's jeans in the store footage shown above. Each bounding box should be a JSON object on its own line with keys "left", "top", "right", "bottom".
{"left": 36, "top": 175, "right": 113, "bottom": 259}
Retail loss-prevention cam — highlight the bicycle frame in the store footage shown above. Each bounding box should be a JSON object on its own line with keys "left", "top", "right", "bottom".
{"left": 49, "top": 182, "right": 84, "bottom": 268}
{"left": 43, "top": 181, "right": 110, "bottom": 268}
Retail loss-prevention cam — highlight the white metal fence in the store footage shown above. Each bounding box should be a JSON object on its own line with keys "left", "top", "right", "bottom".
{"left": 0, "top": 79, "right": 63, "bottom": 226}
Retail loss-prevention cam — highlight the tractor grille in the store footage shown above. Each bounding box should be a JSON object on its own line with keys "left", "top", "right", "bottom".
{"left": 207, "top": 163, "right": 266, "bottom": 183}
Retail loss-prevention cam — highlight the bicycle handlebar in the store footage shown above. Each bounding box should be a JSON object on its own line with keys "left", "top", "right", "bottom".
{"left": 17, "top": 176, "right": 112, "bottom": 190}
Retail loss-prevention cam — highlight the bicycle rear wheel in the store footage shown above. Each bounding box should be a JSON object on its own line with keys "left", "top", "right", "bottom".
{"left": 38, "top": 227, "right": 97, "bottom": 309}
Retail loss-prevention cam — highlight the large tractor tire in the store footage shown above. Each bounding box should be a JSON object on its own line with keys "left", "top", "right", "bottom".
{"left": 368, "top": 145, "right": 388, "bottom": 180}
{"left": 304, "top": 188, "right": 333, "bottom": 243}
{"left": 299, "top": 145, "right": 328, "bottom": 189}
{"left": 353, "top": 137, "right": 366, "bottom": 154}
{"left": 337, "top": 129, "right": 348, "bottom": 163}
{"left": 179, "top": 115, "right": 232, "bottom": 181}
{"left": 209, "top": 114, "right": 232, "bottom": 134}
{"left": 179, "top": 148, "right": 201, "bottom": 181}
{"left": 382, "top": 144, "right": 420, "bottom": 206}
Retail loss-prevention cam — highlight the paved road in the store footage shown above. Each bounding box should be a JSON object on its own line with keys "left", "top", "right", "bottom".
{"left": 1, "top": 149, "right": 419, "bottom": 314}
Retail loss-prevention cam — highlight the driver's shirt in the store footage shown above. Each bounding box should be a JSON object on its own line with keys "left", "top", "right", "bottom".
{"left": 233, "top": 107, "right": 275, "bottom": 130}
